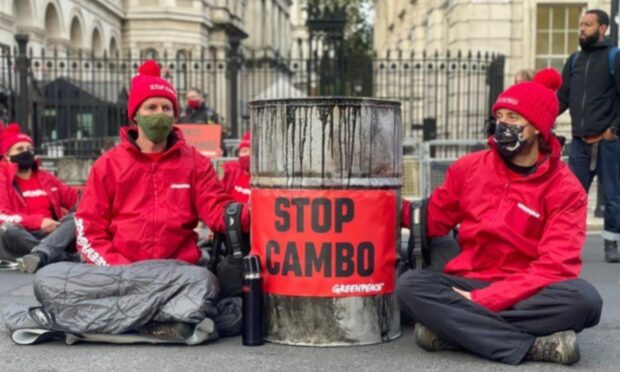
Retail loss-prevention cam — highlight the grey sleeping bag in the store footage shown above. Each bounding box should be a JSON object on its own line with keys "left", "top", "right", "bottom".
{"left": 4, "top": 260, "right": 241, "bottom": 344}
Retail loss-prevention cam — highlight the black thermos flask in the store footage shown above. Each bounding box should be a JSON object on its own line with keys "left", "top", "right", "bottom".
{"left": 242, "top": 255, "right": 264, "bottom": 346}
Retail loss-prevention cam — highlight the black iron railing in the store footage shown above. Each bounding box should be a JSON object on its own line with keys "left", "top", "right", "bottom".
{"left": 0, "top": 35, "right": 505, "bottom": 157}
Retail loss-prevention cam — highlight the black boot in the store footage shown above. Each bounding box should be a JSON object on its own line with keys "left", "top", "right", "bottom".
{"left": 604, "top": 240, "right": 620, "bottom": 263}
{"left": 524, "top": 331, "right": 580, "bottom": 365}
{"left": 138, "top": 322, "right": 195, "bottom": 340}
{"left": 414, "top": 323, "right": 461, "bottom": 352}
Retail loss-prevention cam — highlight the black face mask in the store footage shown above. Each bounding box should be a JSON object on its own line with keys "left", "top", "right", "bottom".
{"left": 493, "top": 122, "right": 529, "bottom": 158}
{"left": 10, "top": 150, "right": 36, "bottom": 170}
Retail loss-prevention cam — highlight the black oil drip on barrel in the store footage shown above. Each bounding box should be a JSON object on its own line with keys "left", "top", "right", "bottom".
{"left": 358, "top": 106, "right": 365, "bottom": 177}
{"left": 329, "top": 105, "right": 335, "bottom": 180}
{"left": 287, "top": 105, "right": 296, "bottom": 184}
{"left": 295, "top": 107, "right": 304, "bottom": 186}
{"left": 369, "top": 108, "right": 377, "bottom": 177}
{"left": 306, "top": 107, "right": 312, "bottom": 174}
{"left": 318, "top": 106, "right": 331, "bottom": 185}
{"left": 337, "top": 105, "right": 344, "bottom": 181}
{"left": 348, "top": 106, "right": 359, "bottom": 186}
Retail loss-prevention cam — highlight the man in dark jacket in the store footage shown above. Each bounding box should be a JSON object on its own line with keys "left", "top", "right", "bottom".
{"left": 558, "top": 9, "right": 620, "bottom": 263}
{"left": 178, "top": 88, "right": 227, "bottom": 155}
{"left": 178, "top": 88, "right": 219, "bottom": 124}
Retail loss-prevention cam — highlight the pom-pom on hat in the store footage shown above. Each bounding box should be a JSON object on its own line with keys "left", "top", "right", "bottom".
{"left": 492, "top": 68, "right": 563, "bottom": 139}
{"left": 238, "top": 132, "right": 251, "bottom": 150}
{"left": 127, "top": 60, "right": 178, "bottom": 122}
{"left": 1, "top": 123, "right": 33, "bottom": 155}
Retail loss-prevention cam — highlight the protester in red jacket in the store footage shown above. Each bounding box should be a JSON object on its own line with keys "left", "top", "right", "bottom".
{"left": 0, "top": 124, "right": 79, "bottom": 272}
{"left": 398, "top": 69, "right": 602, "bottom": 366}
{"left": 75, "top": 60, "right": 249, "bottom": 266}
{"left": 221, "top": 132, "right": 251, "bottom": 204}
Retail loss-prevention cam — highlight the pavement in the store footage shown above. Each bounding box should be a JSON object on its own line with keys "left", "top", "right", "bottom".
{"left": 0, "top": 233, "right": 618, "bottom": 372}
{"left": 587, "top": 179, "right": 604, "bottom": 231}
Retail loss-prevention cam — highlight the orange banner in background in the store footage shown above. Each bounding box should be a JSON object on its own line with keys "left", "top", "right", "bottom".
{"left": 176, "top": 124, "right": 222, "bottom": 158}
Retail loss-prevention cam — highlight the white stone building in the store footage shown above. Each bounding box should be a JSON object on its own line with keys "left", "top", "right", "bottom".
{"left": 375, "top": 0, "right": 617, "bottom": 81}
{"left": 290, "top": 0, "right": 309, "bottom": 59}
{"left": 0, "top": 0, "right": 294, "bottom": 138}
{"left": 0, "top": 0, "right": 123, "bottom": 57}
{"left": 0, "top": 1, "right": 292, "bottom": 59}
{"left": 374, "top": 0, "right": 619, "bottom": 136}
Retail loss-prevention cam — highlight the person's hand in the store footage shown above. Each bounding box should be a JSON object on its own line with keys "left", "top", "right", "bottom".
{"left": 603, "top": 128, "right": 618, "bottom": 141}
{"left": 40, "top": 218, "right": 60, "bottom": 233}
{"left": 453, "top": 287, "right": 472, "bottom": 300}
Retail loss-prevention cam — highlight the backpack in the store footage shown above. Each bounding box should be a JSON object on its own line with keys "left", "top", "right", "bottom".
{"left": 208, "top": 202, "right": 249, "bottom": 299}
{"left": 404, "top": 199, "right": 461, "bottom": 273}
{"left": 570, "top": 47, "right": 620, "bottom": 77}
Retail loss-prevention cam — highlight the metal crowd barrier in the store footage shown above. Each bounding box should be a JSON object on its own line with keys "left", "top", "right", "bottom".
{"left": 418, "top": 139, "right": 489, "bottom": 198}
{"left": 223, "top": 139, "right": 240, "bottom": 156}
{"left": 415, "top": 137, "right": 574, "bottom": 200}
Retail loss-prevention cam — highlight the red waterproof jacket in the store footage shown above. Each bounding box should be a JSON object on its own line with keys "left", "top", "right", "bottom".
{"left": 402, "top": 135, "right": 587, "bottom": 312}
{"left": 75, "top": 126, "right": 249, "bottom": 266}
{"left": 221, "top": 161, "right": 251, "bottom": 204}
{"left": 0, "top": 161, "right": 79, "bottom": 230}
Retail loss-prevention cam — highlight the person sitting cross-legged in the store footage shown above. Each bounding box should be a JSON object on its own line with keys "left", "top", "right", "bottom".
{"left": 0, "top": 123, "right": 80, "bottom": 273}
{"left": 399, "top": 68, "right": 602, "bottom": 366}
{"left": 66, "top": 60, "right": 249, "bottom": 341}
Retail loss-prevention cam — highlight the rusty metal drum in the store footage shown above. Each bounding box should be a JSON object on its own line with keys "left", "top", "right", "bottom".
{"left": 249, "top": 98, "right": 402, "bottom": 346}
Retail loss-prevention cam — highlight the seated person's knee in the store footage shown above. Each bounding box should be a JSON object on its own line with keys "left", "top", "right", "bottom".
{"left": 572, "top": 280, "right": 603, "bottom": 319}
{"left": 396, "top": 269, "right": 436, "bottom": 297}
{"left": 1, "top": 222, "right": 23, "bottom": 238}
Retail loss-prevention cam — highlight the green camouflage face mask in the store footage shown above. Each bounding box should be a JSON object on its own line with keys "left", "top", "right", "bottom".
{"left": 135, "top": 113, "right": 174, "bottom": 144}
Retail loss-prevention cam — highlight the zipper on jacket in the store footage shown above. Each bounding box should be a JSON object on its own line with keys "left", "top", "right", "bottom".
{"left": 490, "top": 181, "right": 511, "bottom": 225}
{"left": 580, "top": 54, "right": 592, "bottom": 134}
{"left": 12, "top": 183, "right": 27, "bottom": 207}
{"left": 500, "top": 182, "right": 510, "bottom": 204}
{"left": 151, "top": 162, "right": 158, "bottom": 258}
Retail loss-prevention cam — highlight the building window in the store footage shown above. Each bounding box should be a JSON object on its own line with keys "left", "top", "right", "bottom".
{"left": 76, "top": 113, "right": 93, "bottom": 139}
{"left": 535, "top": 4, "right": 585, "bottom": 71}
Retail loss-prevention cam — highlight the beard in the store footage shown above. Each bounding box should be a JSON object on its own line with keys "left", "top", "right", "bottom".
{"left": 579, "top": 30, "right": 600, "bottom": 49}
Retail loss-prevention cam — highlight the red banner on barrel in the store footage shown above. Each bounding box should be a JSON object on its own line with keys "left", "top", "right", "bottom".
{"left": 251, "top": 189, "right": 397, "bottom": 297}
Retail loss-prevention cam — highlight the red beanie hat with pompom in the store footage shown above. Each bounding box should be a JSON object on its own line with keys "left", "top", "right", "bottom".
{"left": 492, "top": 68, "right": 562, "bottom": 139}
{"left": 238, "top": 132, "right": 251, "bottom": 150}
{"left": 1, "top": 123, "right": 33, "bottom": 155}
{"left": 127, "top": 59, "right": 178, "bottom": 122}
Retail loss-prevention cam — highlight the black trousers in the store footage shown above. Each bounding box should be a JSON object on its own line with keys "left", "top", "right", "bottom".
{"left": 0, "top": 213, "right": 76, "bottom": 263}
{"left": 396, "top": 269, "right": 603, "bottom": 365}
